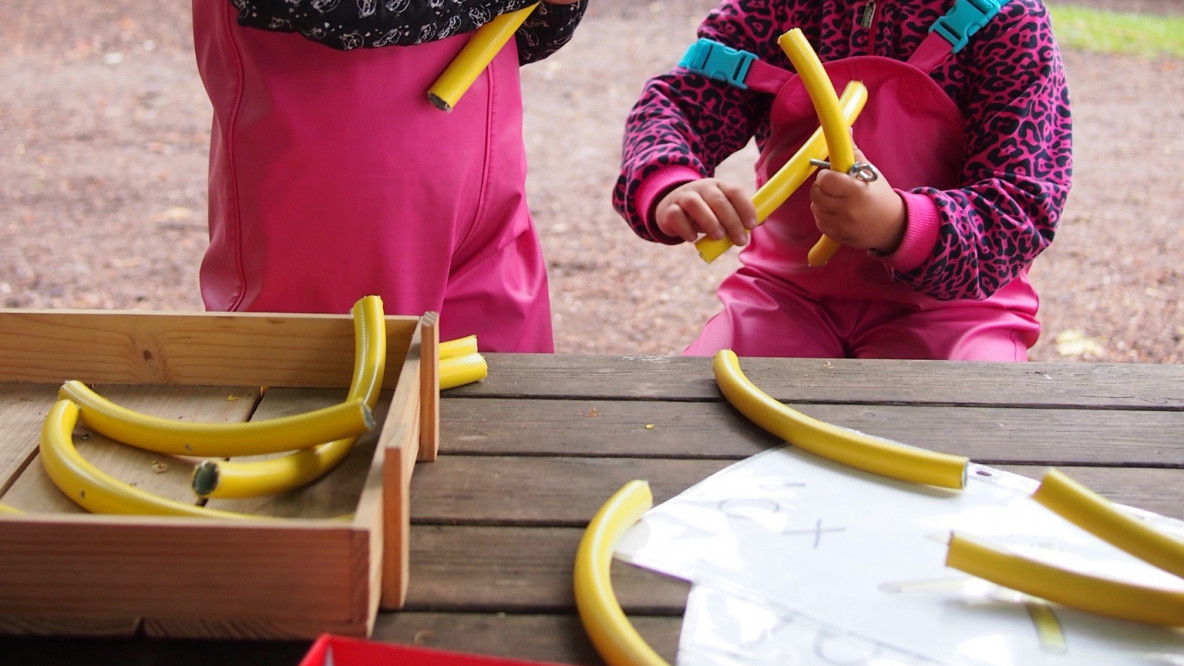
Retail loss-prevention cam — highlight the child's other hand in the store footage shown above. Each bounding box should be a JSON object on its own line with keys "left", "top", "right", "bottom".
{"left": 654, "top": 179, "right": 758, "bottom": 246}
{"left": 810, "top": 148, "right": 906, "bottom": 255}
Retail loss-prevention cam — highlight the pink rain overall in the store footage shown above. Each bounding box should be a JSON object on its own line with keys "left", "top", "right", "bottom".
{"left": 192, "top": 2, "right": 554, "bottom": 352}
{"left": 685, "top": 35, "right": 1040, "bottom": 360}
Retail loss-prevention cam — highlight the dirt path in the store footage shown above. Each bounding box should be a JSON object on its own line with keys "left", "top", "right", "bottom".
{"left": 2, "top": 1, "right": 1182, "bottom": 362}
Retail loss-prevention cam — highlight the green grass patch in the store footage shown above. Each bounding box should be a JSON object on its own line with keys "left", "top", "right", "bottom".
{"left": 1049, "top": 5, "right": 1184, "bottom": 58}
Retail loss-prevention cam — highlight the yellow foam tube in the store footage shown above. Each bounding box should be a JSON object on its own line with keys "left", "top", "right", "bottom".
{"left": 39, "top": 399, "right": 260, "bottom": 519}
{"left": 779, "top": 28, "right": 857, "bottom": 267}
{"left": 946, "top": 532, "right": 1184, "bottom": 627}
{"left": 60, "top": 380, "right": 373, "bottom": 458}
{"left": 696, "top": 80, "right": 868, "bottom": 263}
{"left": 574, "top": 480, "right": 670, "bottom": 666}
{"left": 192, "top": 295, "right": 387, "bottom": 499}
{"left": 440, "top": 352, "right": 489, "bottom": 390}
{"left": 439, "top": 334, "right": 479, "bottom": 360}
{"left": 1031, "top": 468, "right": 1184, "bottom": 580}
{"left": 712, "top": 350, "right": 967, "bottom": 489}
{"left": 428, "top": 4, "right": 538, "bottom": 111}
{"left": 0, "top": 503, "right": 21, "bottom": 515}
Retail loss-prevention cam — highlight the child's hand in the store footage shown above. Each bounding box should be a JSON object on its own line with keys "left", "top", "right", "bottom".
{"left": 810, "top": 148, "right": 906, "bottom": 255}
{"left": 654, "top": 179, "right": 758, "bottom": 246}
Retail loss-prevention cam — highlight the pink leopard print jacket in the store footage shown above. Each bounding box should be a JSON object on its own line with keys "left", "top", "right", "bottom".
{"left": 612, "top": 0, "right": 1072, "bottom": 301}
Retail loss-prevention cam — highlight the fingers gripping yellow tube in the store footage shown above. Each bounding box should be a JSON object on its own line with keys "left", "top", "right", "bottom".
{"left": 59, "top": 380, "right": 374, "bottom": 458}
{"left": 696, "top": 81, "right": 868, "bottom": 264}
{"left": 574, "top": 480, "right": 670, "bottom": 666}
{"left": 428, "top": 4, "right": 539, "bottom": 111}
{"left": 712, "top": 350, "right": 967, "bottom": 489}
{"left": 39, "top": 399, "right": 259, "bottom": 520}
{"left": 779, "top": 28, "right": 857, "bottom": 267}
{"left": 946, "top": 532, "right": 1184, "bottom": 627}
{"left": 192, "top": 295, "right": 387, "bottom": 499}
{"left": 1031, "top": 468, "right": 1184, "bottom": 580}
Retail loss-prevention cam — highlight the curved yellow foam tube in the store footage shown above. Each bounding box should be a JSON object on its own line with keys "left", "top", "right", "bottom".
{"left": 696, "top": 81, "right": 868, "bottom": 263}
{"left": 712, "top": 350, "right": 967, "bottom": 489}
{"left": 947, "top": 532, "right": 1184, "bottom": 627}
{"left": 779, "top": 28, "right": 857, "bottom": 267}
{"left": 440, "top": 352, "right": 489, "bottom": 390}
{"left": 574, "top": 480, "right": 670, "bottom": 666}
{"left": 439, "top": 335, "right": 479, "bottom": 361}
{"left": 193, "top": 295, "right": 387, "bottom": 499}
{"left": 1031, "top": 468, "right": 1184, "bottom": 579}
{"left": 428, "top": 4, "right": 539, "bottom": 111}
{"left": 39, "top": 399, "right": 260, "bottom": 519}
{"left": 60, "top": 380, "right": 374, "bottom": 458}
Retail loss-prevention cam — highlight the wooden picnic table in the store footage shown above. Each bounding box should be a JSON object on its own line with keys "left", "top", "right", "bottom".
{"left": 3, "top": 353, "right": 1183, "bottom": 664}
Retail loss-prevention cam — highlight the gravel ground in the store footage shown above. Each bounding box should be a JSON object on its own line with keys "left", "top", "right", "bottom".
{"left": 2, "top": 0, "right": 1182, "bottom": 363}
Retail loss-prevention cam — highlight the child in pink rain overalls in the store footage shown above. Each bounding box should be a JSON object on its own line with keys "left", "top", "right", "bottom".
{"left": 193, "top": 0, "right": 586, "bottom": 352}
{"left": 614, "top": 0, "right": 1072, "bottom": 360}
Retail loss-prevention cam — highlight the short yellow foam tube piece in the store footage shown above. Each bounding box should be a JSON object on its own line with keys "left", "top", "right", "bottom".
{"left": 573, "top": 480, "right": 670, "bottom": 666}
{"left": 1031, "top": 468, "right": 1184, "bottom": 579}
{"left": 696, "top": 80, "right": 868, "bottom": 263}
{"left": 946, "top": 532, "right": 1184, "bottom": 627}
{"left": 428, "top": 4, "right": 539, "bottom": 111}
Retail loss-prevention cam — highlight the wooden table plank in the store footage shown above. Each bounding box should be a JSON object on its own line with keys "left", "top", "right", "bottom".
{"left": 439, "top": 398, "right": 1184, "bottom": 467}
{"left": 462, "top": 354, "right": 1184, "bottom": 410}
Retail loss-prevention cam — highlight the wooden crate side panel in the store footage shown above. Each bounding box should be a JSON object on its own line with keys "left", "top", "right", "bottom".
{"left": 379, "top": 333, "right": 425, "bottom": 610}
{"left": 0, "top": 518, "right": 369, "bottom": 632}
{"left": 0, "top": 311, "right": 418, "bottom": 389}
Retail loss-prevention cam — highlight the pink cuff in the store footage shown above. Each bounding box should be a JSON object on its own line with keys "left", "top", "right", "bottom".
{"left": 635, "top": 165, "right": 704, "bottom": 243}
{"left": 873, "top": 190, "right": 940, "bottom": 272}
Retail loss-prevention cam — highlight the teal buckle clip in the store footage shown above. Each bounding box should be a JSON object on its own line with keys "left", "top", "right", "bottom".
{"left": 678, "top": 38, "right": 757, "bottom": 89}
{"left": 929, "top": 0, "right": 1011, "bottom": 53}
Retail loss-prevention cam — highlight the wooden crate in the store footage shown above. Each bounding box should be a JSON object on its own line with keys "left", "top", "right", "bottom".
{"left": 0, "top": 308, "right": 441, "bottom": 639}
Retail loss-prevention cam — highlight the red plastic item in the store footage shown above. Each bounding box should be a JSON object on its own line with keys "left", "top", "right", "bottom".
{"left": 298, "top": 634, "right": 570, "bottom": 666}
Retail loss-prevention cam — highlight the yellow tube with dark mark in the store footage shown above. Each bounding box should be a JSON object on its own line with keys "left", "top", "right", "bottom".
{"left": 696, "top": 81, "right": 868, "bottom": 263}
{"left": 194, "top": 295, "right": 387, "bottom": 499}
{"left": 428, "top": 4, "right": 538, "bottom": 111}
{"left": 1031, "top": 468, "right": 1184, "bottom": 579}
{"left": 712, "top": 350, "right": 967, "bottom": 489}
{"left": 947, "top": 532, "right": 1184, "bottom": 627}
{"left": 573, "top": 480, "right": 670, "bottom": 666}
{"left": 39, "top": 399, "right": 260, "bottom": 519}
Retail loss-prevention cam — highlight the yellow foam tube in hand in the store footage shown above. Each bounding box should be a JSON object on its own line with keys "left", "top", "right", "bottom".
{"left": 39, "top": 399, "right": 260, "bottom": 519}
{"left": 779, "top": 28, "right": 858, "bottom": 267}
{"left": 946, "top": 532, "right": 1184, "bottom": 627}
{"left": 712, "top": 350, "right": 967, "bottom": 489}
{"left": 60, "top": 380, "right": 373, "bottom": 458}
{"left": 574, "top": 480, "right": 670, "bottom": 666}
{"left": 428, "top": 4, "right": 539, "bottom": 111}
{"left": 696, "top": 80, "right": 868, "bottom": 263}
{"left": 1031, "top": 468, "right": 1184, "bottom": 579}
{"left": 192, "top": 295, "right": 387, "bottom": 499}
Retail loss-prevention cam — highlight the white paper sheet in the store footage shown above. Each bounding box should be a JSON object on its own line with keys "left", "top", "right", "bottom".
{"left": 615, "top": 447, "right": 1184, "bottom": 665}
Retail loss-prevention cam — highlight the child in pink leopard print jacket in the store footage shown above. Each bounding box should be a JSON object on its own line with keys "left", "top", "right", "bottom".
{"left": 613, "top": 0, "right": 1072, "bottom": 361}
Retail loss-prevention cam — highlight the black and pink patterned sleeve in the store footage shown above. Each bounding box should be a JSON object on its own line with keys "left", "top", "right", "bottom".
{"left": 611, "top": 0, "right": 779, "bottom": 243}
{"left": 229, "top": 0, "right": 585, "bottom": 64}
{"left": 896, "top": 1, "right": 1072, "bottom": 301}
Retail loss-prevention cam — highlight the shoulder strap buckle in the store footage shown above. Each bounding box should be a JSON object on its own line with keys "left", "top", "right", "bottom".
{"left": 678, "top": 38, "right": 758, "bottom": 89}
{"left": 929, "top": 0, "right": 1011, "bottom": 53}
